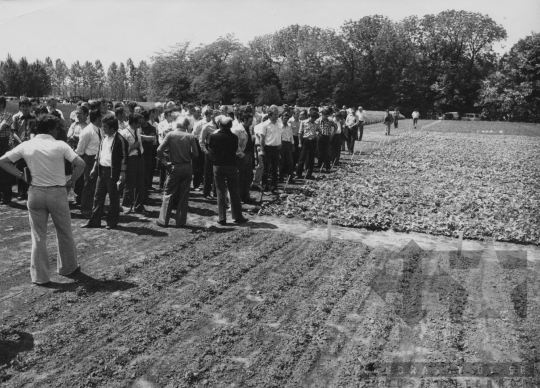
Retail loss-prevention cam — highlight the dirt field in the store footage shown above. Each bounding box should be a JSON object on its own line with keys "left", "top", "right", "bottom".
{"left": 1, "top": 120, "right": 539, "bottom": 387}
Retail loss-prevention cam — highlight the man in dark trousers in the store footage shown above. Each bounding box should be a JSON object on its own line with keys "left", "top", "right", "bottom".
{"left": 156, "top": 118, "right": 198, "bottom": 228}
{"left": 82, "top": 114, "right": 127, "bottom": 229}
{"left": 208, "top": 117, "right": 248, "bottom": 225}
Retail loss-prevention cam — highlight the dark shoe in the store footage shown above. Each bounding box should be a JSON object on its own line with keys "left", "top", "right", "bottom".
{"left": 242, "top": 197, "right": 256, "bottom": 204}
{"left": 288, "top": 179, "right": 296, "bottom": 184}
{"left": 105, "top": 225, "right": 116, "bottom": 230}
{"left": 81, "top": 223, "right": 99, "bottom": 228}
{"left": 217, "top": 220, "right": 227, "bottom": 226}
{"left": 32, "top": 280, "right": 51, "bottom": 286}
{"left": 19, "top": 193, "right": 28, "bottom": 200}
{"left": 305, "top": 176, "right": 314, "bottom": 180}
{"left": 156, "top": 221, "right": 167, "bottom": 228}
{"left": 250, "top": 185, "right": 261, "bottom": 191}
{"left": 234, "top": 218, "right": 248, "bottom": 224}
{"left": 124, "top": 207, "right": 134, "bottom": 214}
{"left": 134, "top": 206, "right": 146, "bottom": 214}
{"left": 64, "top": 265, "right": 81, "bottom": 278}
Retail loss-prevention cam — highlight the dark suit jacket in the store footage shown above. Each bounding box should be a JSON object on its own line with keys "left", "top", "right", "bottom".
{"left": 93, "top": 132, "right": 128, "bottom": 180}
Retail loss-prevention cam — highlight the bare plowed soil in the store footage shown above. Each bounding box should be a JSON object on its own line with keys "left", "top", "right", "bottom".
{"left": 1, "top": 226, "right": 538, "bottom": 387}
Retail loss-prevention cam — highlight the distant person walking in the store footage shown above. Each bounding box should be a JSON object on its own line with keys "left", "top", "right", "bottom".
{"left": 383, "top": 109, "right": 394, "bottom": 136}
{"left": 11, "top": 98, "right": 37, "bottom": 200}
{"left": 392, "top": 108, "right": 400, "bottom": 129}
{"left": 412, "top": 109, "right": 420, "bottom": 129}
{"left": 208, "top": 117, "right": 248, "bottom": 225}
{"left": 345, "top": 108, "right": 358, "bottom": 154}
{"left": 0, "top": 115, "right": 86, "bottom": 285}
{"left": 156, "top": 117, "right": 198, "bottom": 227}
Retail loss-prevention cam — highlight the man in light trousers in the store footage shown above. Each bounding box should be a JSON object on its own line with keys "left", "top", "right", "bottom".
{"left": 0, "top": 115, "right": 86, "bottom": 285}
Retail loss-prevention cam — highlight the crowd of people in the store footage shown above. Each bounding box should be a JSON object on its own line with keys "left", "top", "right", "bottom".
{"left": 0, "top": 95, "right": 414, "bottom": 284}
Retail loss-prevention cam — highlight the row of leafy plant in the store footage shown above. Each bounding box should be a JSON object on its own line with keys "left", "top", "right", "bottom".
{"left": 261, "top": 129, "right": 540, "bottom": 245}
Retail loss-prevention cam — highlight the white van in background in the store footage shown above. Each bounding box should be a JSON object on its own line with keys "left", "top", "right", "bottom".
{"left": 463, "top": 113, "right": 481, "bottom": 121}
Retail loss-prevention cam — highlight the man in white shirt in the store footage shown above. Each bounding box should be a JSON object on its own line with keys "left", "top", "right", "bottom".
{"left": 157, "top": 109, "right": 174, "bottom": 189}
{"left": 191, "top": 107, "right": 205, "bottom": 190}
{"left": 67, "top": 106, "right": 90, "bottom": 151}
{"left": 279, "top": 112, "right": 295, "bottom": 184}
{"left": 83, "top": 114, "right": 127, "bottom": 230}
{"left": 119, "top": 113, "right": 147, "bottom": 214}
{"left": 115, "top": 107, "right": 129, "bottom": 132}
{"left": 260, "top": 105, "right": 282, "bottom": 193}
{"left": 199, "top": 109, "right": 219, "bottom": 199}
{"left": 231, "top": 113, "right": 248, "bottom": 200}
{"left": 412, "top": 109, "right": 420, "bottom": 128}
{"left": 0, "top": 115, "right": 86, "bottom": 285}
{"left": 74, "top": 110, "right": 102, "bottom": 218}
{"left": 356, "top": 106, "right": 367, "bottom": 142}
{"left": 345, "top": 108, "right": 359, "bottom": 154}
{"left": 251, "top": 114, "right": 267, "bottom": 191}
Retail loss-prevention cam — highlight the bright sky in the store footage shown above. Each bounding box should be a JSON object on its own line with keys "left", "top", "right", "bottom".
{"left": 1, "top": 0, "right": 539, "bottom": 69}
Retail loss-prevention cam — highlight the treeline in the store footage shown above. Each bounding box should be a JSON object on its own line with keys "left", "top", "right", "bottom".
{"left": 1, "top": 10, "right": 539, "bottom": 122}
{"left": 0, "top": 56, "right": 149, "bottom": 101}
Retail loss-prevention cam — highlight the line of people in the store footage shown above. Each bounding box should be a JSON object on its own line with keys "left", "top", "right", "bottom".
{"left": 0, "top": 97, "right": 379, "bottom": 227}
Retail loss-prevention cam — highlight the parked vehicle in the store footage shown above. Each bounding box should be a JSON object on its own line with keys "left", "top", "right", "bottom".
{"left": 462, "top": 113, "right": 481, "bottom": 121}
{"left": 444, "top": 112, "right": 461, "bottom": 120}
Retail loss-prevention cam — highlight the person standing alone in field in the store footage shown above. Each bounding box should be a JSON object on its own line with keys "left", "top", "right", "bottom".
{"left": 0, "top": 115, "right": 86, "bottom": 285}
{"left": 156, "top": 117, "right": 198, "bottom": 228}
{"left": 412, "top": 109, "right": 420, "bottom": 129}
{"left": 345, "top": 107, "right": 358, "bottom": 154}
{"left": 384, "top": 109, "right": 394, "bottom": 135}
{"left": 392, "top": 108, "right": 400, "bottom": 129}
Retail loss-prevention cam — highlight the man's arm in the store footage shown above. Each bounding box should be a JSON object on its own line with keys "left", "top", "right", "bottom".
{"left": 66, "top": 156, "right": 86, "bottom": 189}
{"left": 0, "top": 154, "right": 25, "bottom": 181}
{"left": 199, "top": 127, "right": 210, "bottom": 154}
{"left": 191, "top": 137, "right": 199, "bottom": 159}
{"left": 156, "top": 133, "right": 169, "bottom": 163}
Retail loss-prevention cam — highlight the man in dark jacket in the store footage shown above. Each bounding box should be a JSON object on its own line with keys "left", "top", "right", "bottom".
{"left": 82, "top": 114, "right": 127, "bottom": 229}
{"left": 208, "top": 117, "right": 248, "bottom": 225}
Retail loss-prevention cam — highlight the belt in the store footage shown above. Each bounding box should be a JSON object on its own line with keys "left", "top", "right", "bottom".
{"left": 99, "top": 165, "right": 112, "bottom": 168}
{"left": 172, "top": 161, "right": 191, "bottom": 165}
{"left": 31, "top": 185, "right": 65, "bottom": 188}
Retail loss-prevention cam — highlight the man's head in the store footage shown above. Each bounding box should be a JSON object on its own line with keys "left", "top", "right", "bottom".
{"left": 193, "top": 107, "right": 202, "bottom": 121}
{"left": 219, "top": 116, "right": 233, "bottom": 131}
{"left": 176, "top": 117, "right": 190, "bottom": 132}
{"left": 358, "top": 106, "right": 363, "bottom": 112}
{"left": 36, "top": 114, "right": 59, "bottom": 136}
{"left": 76, "top": 106, "right": 89, "bottom": 124}
{"left": 99, "top": 98, "right": 108, "bottom": 113}
{"left": 89, "top": 109, "right": 102, "bottom": 126}
{"left": 36, "top": 105, "right": 49, "bottom": 117}
{"left": 114, "top": 101, "right": 124, "bottom": 109}
{"left": 127, "top": 102, "right": 138, "bottom": 114}
{"left": 30, "top": 98, "right": 39, "bottom": 112}
{"left": 128, "top": 113, "right": 144, "bottom": 128}
{"left": 115, "top": 107, "right": 125, "bottom": 122}
{"left": 204, "top": 108, "right": 213, "bottom": 121}
{"left": 219, "top": 105, "right": 228, "bottom": 115}
{"left": 47, "top": 97, "right": 58, "bottom": 110}
{"left": 107, "top": 100, "right": 114, "bottom": 111}
{"left": 300, "top": 109, "right": 307, "bottom": 120}
{"left": 134, "top": 106, "right": 142, "bottom": 114}
{"left": 282, "top": 112, "right": 290, "bottom": 126}
{"left": 101, "top": 114, "right": 119, "bottom": 137}
{"left": 321, "top": 108, "right": 330, "bottom": 120}
{"left": 148, "top": 107, "right": 158, "bottom": 121}
{"left": 164, "top": 108, "right": 174, "bottom": 122}
{"left": 19, "top": 98, "right": 32, "bottom": 115}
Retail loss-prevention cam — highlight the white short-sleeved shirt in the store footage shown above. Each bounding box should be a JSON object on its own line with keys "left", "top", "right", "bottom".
{"left": 5, "top": 134, "right": 78, "bottom": 187}
{"left": 192, "top": 119, "right": 205, "bottom": 139}
{"left": 76, "top": 123, "right": 101, "bottom": 156}
{"left": 356, "top": 111, "right": 366, "bottom": 121}
{"left": 261, "top": 120, "right": 282, "bottom": 147}
{"left": 412, "top": 111, "right": 420, "bottom": 119}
